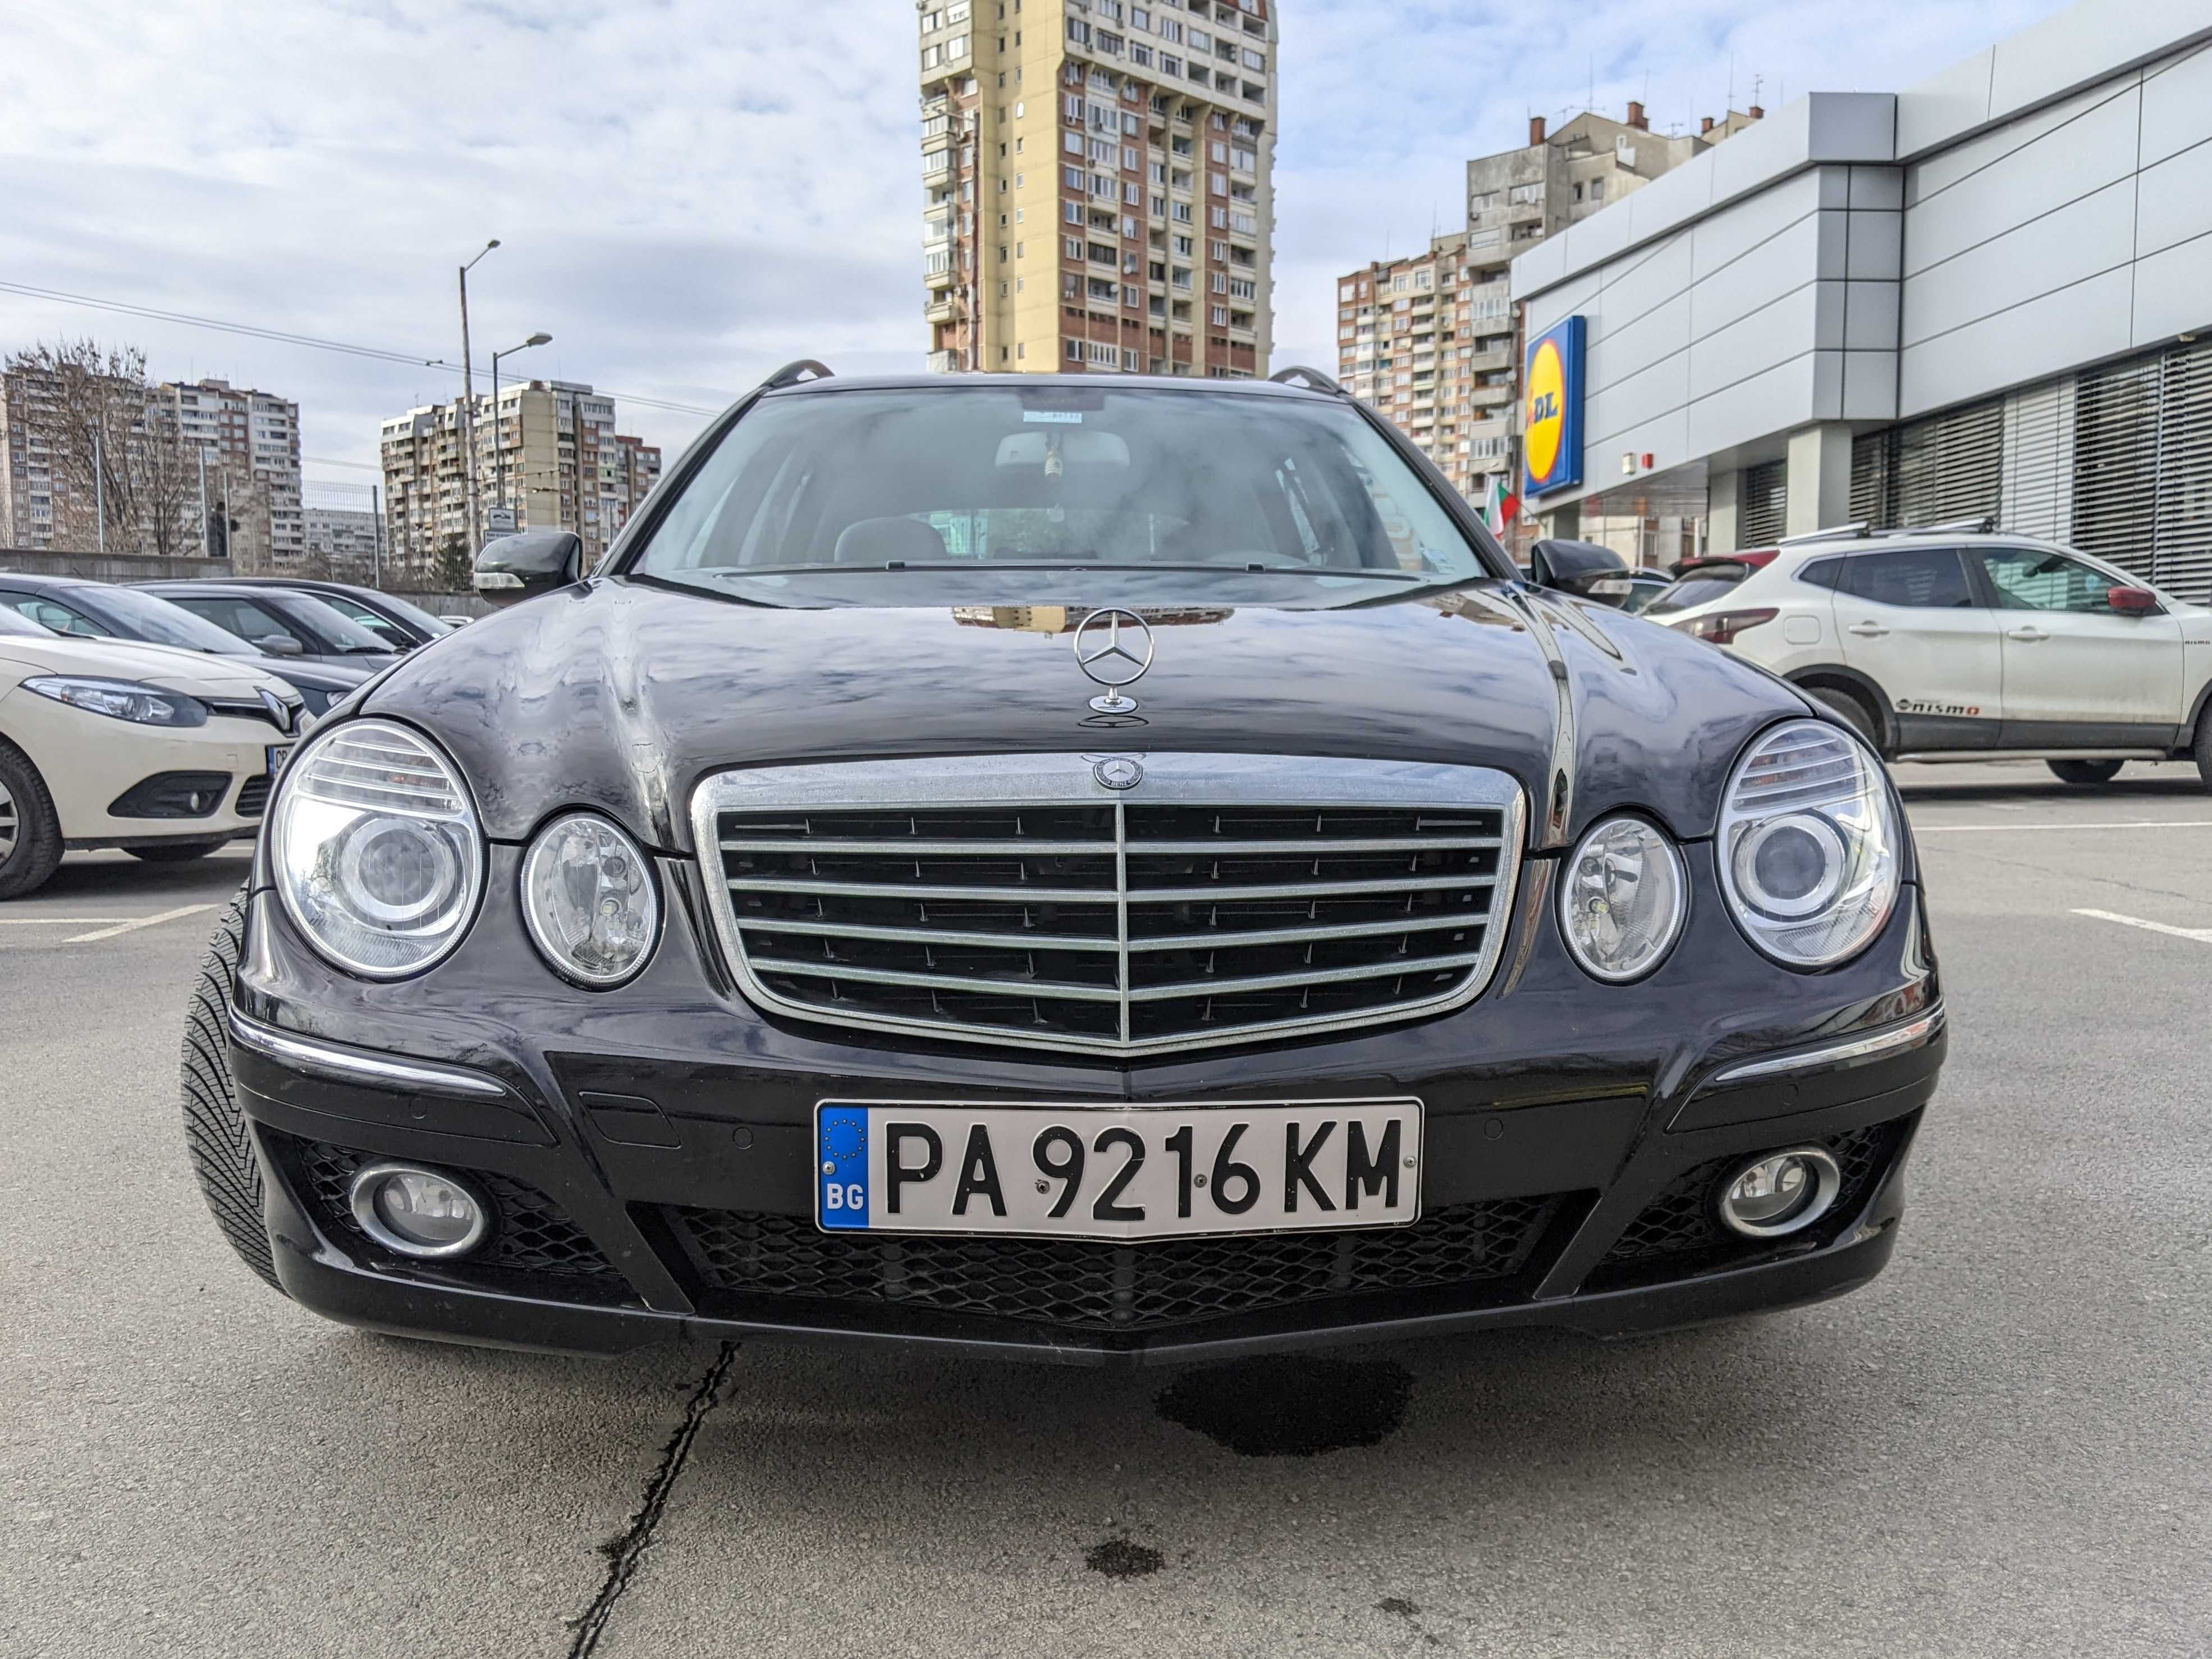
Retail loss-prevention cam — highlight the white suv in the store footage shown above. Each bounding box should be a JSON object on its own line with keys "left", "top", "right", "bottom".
{"left": 1649, "top": 528, "right": 2212, "bottom": 788}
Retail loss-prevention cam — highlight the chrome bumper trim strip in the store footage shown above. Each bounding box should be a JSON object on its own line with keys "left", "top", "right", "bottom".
{"left": 1709, "top": 1005, "right": 1947, "bottom": 1086}
{"left": 227, "top": 1008, "right": 510, "bottom": 1100}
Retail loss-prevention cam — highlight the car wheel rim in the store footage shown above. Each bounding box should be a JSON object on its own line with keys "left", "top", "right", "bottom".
{"left": 0, "top": 778, "right": 17, "bottom": 864}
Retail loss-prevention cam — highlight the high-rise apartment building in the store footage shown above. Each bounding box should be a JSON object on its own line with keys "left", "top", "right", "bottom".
{"left": 379, "top": 380, "right": 662, "bottom": 578}
{"left": 918, "top": 0, "right": 1277, "bottom": 377}
{"left": 1334, "top": 233, "right": 1514, "bottom": 501}
{"left": 1, "top": 362, "right": 84, "bottom": 550}
{"left": 159, "top": 378, "right": 305, "bottom": 566}
{"left": 1, "top": 362, "right": 300, "bottom": 564}
{"left": 1336, "top": 104, "right": 1760, "bottom": 532}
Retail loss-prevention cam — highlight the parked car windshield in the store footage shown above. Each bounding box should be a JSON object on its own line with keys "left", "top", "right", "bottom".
{"left": 90, "top": 586, "right": 263, "bottom": 655}
{"left": 625, "top": 386, "right": 1499, "bottom": 607}
{"left": 0, "top": 604, "right": 49, "bottom": 637}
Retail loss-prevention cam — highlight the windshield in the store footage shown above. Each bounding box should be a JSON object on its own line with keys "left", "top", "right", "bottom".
{"left": 92, "top": 586, "right": 259, "bottom": 654}
{"left": 625, "top": 386, "right": 1499, "bottom": 606}
{"left": 285, "top": 595, "right": 401, "bottom": 653}
{"left": 0, "top": 605, "right": 50, "bottom": 637}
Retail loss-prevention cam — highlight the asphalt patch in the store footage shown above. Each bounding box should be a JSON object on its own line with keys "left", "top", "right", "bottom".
{"left": 1085, "top": 1538, "right": 1164, "bottom": 1579}
{"left": 1155, "top": 1355, "right": 1413, "bottom": 1456}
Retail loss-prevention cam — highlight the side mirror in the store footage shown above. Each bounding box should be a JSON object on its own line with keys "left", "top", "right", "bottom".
{"left": 1528, "top": 537, "right": 1631, "bottom": 603}
{"left": 474, "top": 529, "right": 584, "bottom": 610}
{"left": 2108, "top": 586, "right": 2160, "bottom": 616}
{"left": 257, "top": 634, "right": 306, "bottom": 657}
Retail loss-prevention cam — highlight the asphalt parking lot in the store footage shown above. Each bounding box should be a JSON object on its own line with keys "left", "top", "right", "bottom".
{"left": 4, "top": 761, "right": 2209, "bottom": 1658}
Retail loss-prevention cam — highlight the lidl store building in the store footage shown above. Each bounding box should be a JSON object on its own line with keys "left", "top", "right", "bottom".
{"left": 1509, "top": 0, "right": 2212, "bottom": 603}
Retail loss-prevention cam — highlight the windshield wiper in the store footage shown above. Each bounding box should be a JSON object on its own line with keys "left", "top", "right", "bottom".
{"left": 698, "top": 560, "right": 1423, "bottom": 581}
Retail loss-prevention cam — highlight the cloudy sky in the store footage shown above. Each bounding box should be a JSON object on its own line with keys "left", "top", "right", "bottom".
{"left": 1, "top": 0, "right": 2069, "bottom": 499}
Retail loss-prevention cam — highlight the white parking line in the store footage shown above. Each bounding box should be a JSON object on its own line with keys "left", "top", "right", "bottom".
{"left": 2073, "top": 908, "right": 2212, "bottom": 944}
{"left": 0, "top": 917, "right": 164, "bottom": 925}
{"left": 61, "top": 904, "right": 217, "bottom": 944}
{"left": 1916, "top": 820, "right": 2212, "bottom": 834}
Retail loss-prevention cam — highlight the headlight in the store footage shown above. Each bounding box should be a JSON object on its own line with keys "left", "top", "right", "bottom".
{"left": 272, "top": 718, "right": 483, "bottom": 978}
{"left": 1559, "top": 815, "right": 1688, "bottom": 982}
{"left": 1719, "top": 719, "right": 1900, "bottom": 968}
{"left": 520, "top": 812, "right": 660, "bottom": 987}
{"left": 22, "top": 676, "right": 207, "bottom": 727}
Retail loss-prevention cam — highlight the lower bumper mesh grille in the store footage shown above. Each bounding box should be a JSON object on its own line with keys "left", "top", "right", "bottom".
{"left": 671, "top": 1196, "right": 1563, "bottom": 1333}
{"left": 1587, "top": 1117, "right": 1909, "bottom": 1288}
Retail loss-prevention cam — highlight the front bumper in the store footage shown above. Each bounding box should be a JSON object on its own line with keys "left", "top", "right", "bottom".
{"left": 228, "top": 846, "right": 1944, "bottom": 1365}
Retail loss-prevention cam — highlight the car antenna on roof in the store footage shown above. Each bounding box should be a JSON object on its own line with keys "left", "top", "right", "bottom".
{"left": 1267, "top": 365, "right": 1345, "bottom": 394}
{"left": 760, "top": 360, "right": 834, "bottom": 390}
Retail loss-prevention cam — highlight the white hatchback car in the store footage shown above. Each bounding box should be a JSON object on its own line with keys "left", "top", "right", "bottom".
{"left": 1649, "top": 528, "right": 2212, "bottom": 788}
{"left": 0, "top": 605, "right": 308, "bottom": 898}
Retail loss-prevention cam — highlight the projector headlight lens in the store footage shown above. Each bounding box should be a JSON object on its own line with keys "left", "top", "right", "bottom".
{"left": 1559, "top": 815, "right": 1688, "bottom": 982}
{"left": 271, "top": 718, "right": 483, "bottom": 979}
{"left": 1719, "top": 720, "right": 1900, "bottom": 968}
{"left": 520, "top": 812, "right": 660, "bottom": 988}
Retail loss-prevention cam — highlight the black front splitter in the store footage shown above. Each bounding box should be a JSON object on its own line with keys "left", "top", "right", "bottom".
{"left": 269, "top": 1212, "right": 1900, "bottom": 1371}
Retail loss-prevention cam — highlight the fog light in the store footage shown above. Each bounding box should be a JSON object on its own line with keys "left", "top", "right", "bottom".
{"left": 348, "top": 1162, "right": 491, "bottom": 1258}
{"left": 1716, "top": 1147, "right": 1840, "bottom": 1238}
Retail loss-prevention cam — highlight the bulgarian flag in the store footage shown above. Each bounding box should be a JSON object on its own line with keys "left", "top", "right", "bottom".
{"left": 1481, "top": 475, "right": 1519, "bottom": 537}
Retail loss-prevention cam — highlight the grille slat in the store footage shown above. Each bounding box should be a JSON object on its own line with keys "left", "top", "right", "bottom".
{"left": 698, "top": 755, "right": 1524, "bottom": 1055}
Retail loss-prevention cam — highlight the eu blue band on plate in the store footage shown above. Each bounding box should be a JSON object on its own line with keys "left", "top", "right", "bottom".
{"left": 818, "top": 1106, "right": 871, "bottom": 1228}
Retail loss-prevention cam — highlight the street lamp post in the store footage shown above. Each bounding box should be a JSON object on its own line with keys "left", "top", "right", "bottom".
{"left": 457, "top": 239, "right": 500, "bottom": 555}
{"left": 489, "top": 332, "right": 553, "bottom": 523}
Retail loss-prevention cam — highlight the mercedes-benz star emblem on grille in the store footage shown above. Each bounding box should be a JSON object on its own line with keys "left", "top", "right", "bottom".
{"left": 1071, "top": 607, "right": 1155, "bottom": 714}
{"left": 1092, "top": 756, "right": 1144, "bottom": 791}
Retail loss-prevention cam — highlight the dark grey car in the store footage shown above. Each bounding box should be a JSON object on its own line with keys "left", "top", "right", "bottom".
{"left": 133, "top": 582, "right": 400, "bottom": 673}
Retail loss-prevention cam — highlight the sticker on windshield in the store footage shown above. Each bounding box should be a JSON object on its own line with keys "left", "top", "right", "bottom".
{"left": 1023, "top": 410, "right": 1084, "bottom": 423}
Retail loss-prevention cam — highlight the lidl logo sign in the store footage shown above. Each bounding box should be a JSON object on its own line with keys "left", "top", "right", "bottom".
{"left": 1523, "top": 316, "right": 1586, "bottom": 497}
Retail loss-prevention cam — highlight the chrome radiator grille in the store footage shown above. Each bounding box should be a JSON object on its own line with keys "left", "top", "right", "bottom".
{"left": 693, "top": 755, "right": 1525, "bottom": 1056}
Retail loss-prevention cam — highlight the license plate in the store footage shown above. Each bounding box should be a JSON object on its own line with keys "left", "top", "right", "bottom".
{"left": 265, "top": 743, "right": 293, "bottom": 775}
{"left": 815, "top": 1099, "right": 1422, "bottom": 1241}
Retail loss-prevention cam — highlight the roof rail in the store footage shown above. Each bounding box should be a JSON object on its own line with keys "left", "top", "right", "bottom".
{"left": 1776, "top": 521, "right": 1871, "bottom": 546}
{"left": 759, "top": 359, "right": 833, "bottom": 390}
{"left": 1268, "top": 365, "right": 1344, "bottom": 394}
{"left": 1867, "top": 515, "right": 1997, "bottom": 538}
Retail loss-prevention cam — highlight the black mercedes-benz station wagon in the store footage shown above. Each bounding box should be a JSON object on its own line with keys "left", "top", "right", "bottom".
{"left": 184, "top": 362, "right": 1944, "bottom": 1365}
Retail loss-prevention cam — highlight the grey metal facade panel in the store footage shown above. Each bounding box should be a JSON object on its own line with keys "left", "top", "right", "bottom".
{"left": 2140, "top": 41, "right": 2212, "bottom": 167}
{"left": 1902, "top": 83, "right": 2140, "bottom": 277}
{"left": 1512, "top": 94, "right": 1897, "bottom": 304}
{"left": 2129, "top": 231, "right": 2212, "bottom": 346}
{"left": 1898, "top": 265, "right": 2135, "bottom": 418}
{"left": 1908, "top": 77, "right": 2114, "bottom": 205}
{"left": 1684, "top": 354, "right": 1822, "bottom": 459}
{"left": 1686, "top": 286, "right": 1822, "bottom": 403}
{"left": 1843, "top": 281, "right": 1902, "bottom": 351}
{"left": 1586, "top": 293, "right": 1692, "bottom": 387}
{"left": 1896, "top": 0, "right": 2212, "bottom": 160}
{"left": 1900, "top": 180, "right": 2137, "bottom": 350}
{"left": 2135, "top": 144, "right": 2212, "bottom": 260}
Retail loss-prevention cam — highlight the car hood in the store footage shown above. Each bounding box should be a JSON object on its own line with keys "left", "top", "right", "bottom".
{"left": 360, "top": 578, "right": 1811, "bottom": 850}
{"left": 0, "top": 631, "right": 300, "bottom": 697}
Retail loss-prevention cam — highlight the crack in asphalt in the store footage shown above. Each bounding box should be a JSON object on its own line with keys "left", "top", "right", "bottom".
{"left": 564, "top": 1343, "right": 740, "bottom": 1658}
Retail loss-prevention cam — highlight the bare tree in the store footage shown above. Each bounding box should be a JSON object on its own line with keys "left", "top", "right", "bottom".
{"left": 4, "top": 339, "right": 195, "bottom": 556}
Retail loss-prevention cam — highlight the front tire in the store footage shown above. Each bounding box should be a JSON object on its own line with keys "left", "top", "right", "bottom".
{"left": 2048, "top": 759, "right": 2124, "bottom": 787}
{"left": 180, "top": 891, "right": 284, "bottom": 1292}
{"left": 2196, "top": 706, "right": 2212, "bottom": 793}
{"left": 1802, "top": 686, "right": 1881, "bottom": 752}
{"left": 0, "top": 739, "right": 65, "bottom": 901}
{"left": 129, "top": 837, "right": 233, "bottom": 863}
